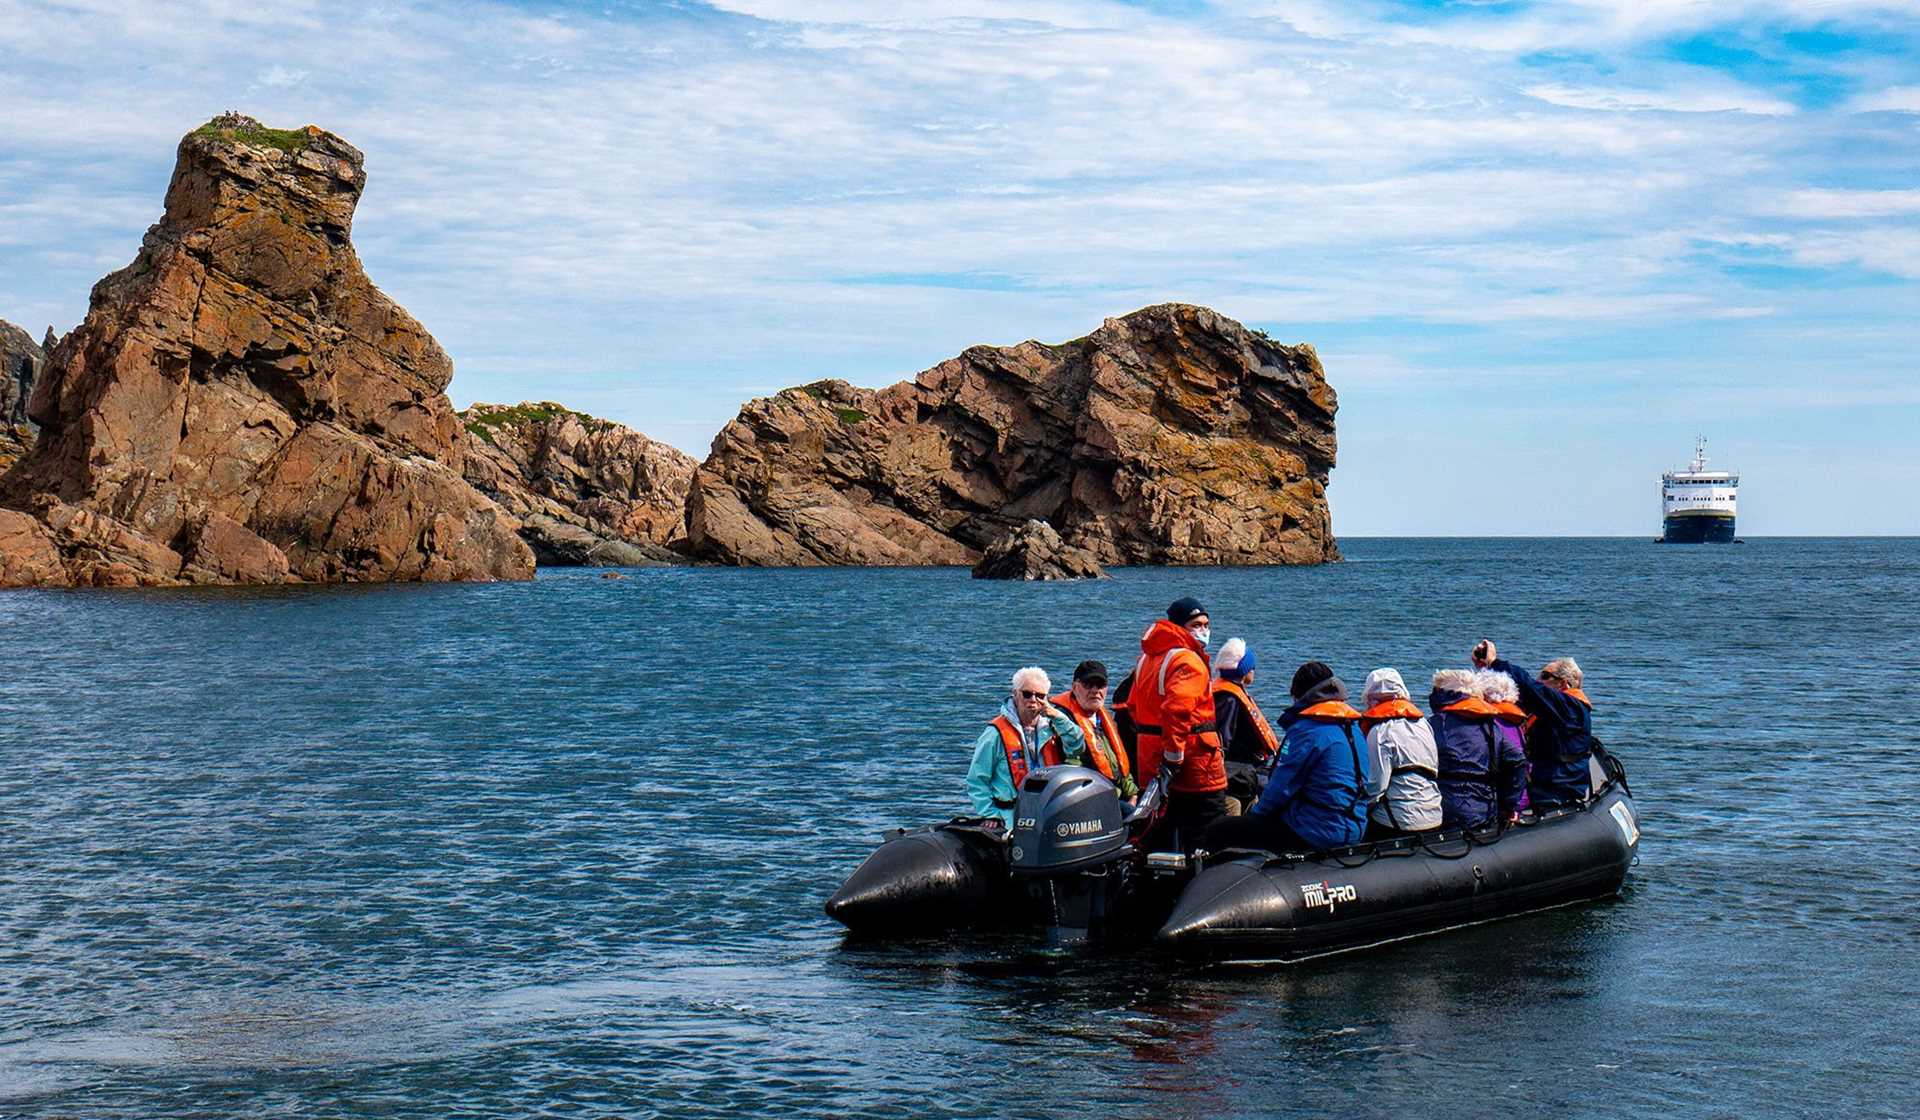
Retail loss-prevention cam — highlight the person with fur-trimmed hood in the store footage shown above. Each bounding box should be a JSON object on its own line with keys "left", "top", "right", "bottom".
{"left": 1429, "top": 668, "right": 1528, "bottom": 829}
{"left": 1360, "top": 668, "right": 1443, "bottom": 836}
{"left": 1473, "top": 640, "right": 1595, "bottom": 809}
{"left": 1199, "top": 661, "right": 1371, "bottom": 854}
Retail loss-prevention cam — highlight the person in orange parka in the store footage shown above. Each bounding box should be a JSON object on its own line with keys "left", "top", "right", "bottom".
{"left": 1131, "top": 596, "right": 1228, "bottom": 850}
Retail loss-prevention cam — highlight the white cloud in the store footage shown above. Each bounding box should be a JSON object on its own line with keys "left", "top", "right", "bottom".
{"left": 1759, "top": 188, "right": 1920, "bottom": 218}
{"left": 1789, "top": 229, "right": 1920, "bottom": 278}
{"left": 1523, "top": 82, "right": 1797, "bottom": 116}
{"left": 1849, "top": 84, "right": 1920, "bottom": 112}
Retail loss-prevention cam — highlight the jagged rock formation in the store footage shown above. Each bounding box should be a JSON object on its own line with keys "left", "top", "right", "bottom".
{"left": 685, "top": 304, "right": 1338, "bottom": 567}
{"left": 972, "top": 519, "right": 1108, "bottom": 580}
{"left": 0, "top": 114, "right": 532, "bottom": 588}
{"left": 459, "top": 401, "right": 695, "bottom": 566}
{"left": 0, "top": 320, "right": 45, "bottom": 473}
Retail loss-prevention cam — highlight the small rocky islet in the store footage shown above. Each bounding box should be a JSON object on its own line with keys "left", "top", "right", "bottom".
{"left": 0, "top": 114, "right": 1340, "bottom": 588}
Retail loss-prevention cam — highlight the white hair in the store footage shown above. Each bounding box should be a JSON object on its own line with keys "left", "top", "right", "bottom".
{"left": 1474, "top": 669, "right": 1519, "bottom": 704}
{"left": 1543, "top": 657, "right": 1583, "bottom": 689}
{"left": 1431, "top": 668, "right": 1476, "bottom": 693}
{"left": 1214, "top": 637, "right": 1247, "bottom": 674}
{"left": 1362, "top": 667, "right": 1409, "bottom": 706}
{"left": 1011, "top": 666, "right": 1051, "bottom": 694}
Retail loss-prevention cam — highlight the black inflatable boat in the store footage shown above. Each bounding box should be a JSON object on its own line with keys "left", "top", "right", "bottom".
{"left": 826, "top": 750, "right": 1638, "bottom": 962}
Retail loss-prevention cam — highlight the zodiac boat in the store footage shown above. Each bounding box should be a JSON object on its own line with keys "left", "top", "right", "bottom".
{"left": 826, "top": 750, "right": 1638, "bottom": 962}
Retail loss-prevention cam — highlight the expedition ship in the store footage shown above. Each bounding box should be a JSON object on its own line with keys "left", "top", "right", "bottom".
{"left": 1660, "top": 438, "right": 1737, "bottom": 543}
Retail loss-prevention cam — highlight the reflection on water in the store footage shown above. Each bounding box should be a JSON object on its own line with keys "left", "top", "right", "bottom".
{"left": 1, "top": 540, "right": 1917, "bottom": 1116}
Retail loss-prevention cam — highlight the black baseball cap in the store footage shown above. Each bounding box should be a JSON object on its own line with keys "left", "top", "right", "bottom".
{"left": 1073, "top": 660, "right": 1109, "bottom": 686}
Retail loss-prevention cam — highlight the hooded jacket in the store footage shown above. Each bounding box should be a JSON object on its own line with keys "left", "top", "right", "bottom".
{"left": 1359, "top": 669, "right": 1443, "bottom": 833}
{"left": 965, "top": 698, "right": 1086, "bottom": 829}
{"left": 1490, "top": 657, "right": 1594, "bottom": 809}
{"left": 1428, "top": 683, "right": 1528, "bottom": 829}
{"left": 1131, "top": 619, "right": 1225, "bottom": 794}
{"left": 1250, "top": 675, "right": 1371, "bottom": 849}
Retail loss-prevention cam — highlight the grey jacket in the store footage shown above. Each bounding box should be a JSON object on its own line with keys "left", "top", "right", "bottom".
{"left": 1366, "top": 715, "right": 1443, "bottom": 832}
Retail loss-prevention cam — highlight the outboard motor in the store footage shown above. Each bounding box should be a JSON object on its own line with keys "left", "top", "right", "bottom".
{"left": 1009, "top": 766, "right": 1136, "bottom": 945}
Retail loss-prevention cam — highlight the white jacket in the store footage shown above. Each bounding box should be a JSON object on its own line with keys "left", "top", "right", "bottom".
{"left": 1366, "top": 716, "right": 1444, "bottom": 832}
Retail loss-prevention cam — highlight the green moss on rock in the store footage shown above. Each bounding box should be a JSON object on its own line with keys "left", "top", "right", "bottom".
{"left": 463, "top": 401, "right": 613, "bottom": 435}
{"left": 191, "top": 114, "right": 312, "bottom": 153}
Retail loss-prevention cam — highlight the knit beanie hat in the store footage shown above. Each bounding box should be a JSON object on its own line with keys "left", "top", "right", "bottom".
{"left": 1215, "top": 638, "right": 1256, "bottom": 680}
{"left": 1166, "top": 597, "right": 1208, "bottom": 625}
{"left": 1290, "top": 660, "right": 1335, "bottom": 700}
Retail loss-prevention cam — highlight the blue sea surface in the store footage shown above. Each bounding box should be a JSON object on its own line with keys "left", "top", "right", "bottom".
{"left": 1, "top": 538, "right": 1916, "bottom": 1117}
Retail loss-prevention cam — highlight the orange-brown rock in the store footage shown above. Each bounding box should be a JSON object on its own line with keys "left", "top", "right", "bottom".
{"left": 459, "top": 402, "right": 696, "bottom": 566}
{"left": 0, "top": 114, "right": 533, "bottom": 587}
{"left": 685, "top": 304, "right": 1338, "bottom": 567}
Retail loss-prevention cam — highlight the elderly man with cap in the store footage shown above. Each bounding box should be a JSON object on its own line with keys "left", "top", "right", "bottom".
{"left": 1130, "top": 596, "right": 1227, "bottom": 849}
{"left": 1051, "top": 660, "right": 1138, "bottom": 800}
{"left": 966, "top": 666, "right": 1087, "bottom": 829}
{"left": 1200, "top": 660, "right": 1371, "bottom": 855}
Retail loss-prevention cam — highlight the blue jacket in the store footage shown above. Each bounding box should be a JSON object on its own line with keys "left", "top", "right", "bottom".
{"left": 1491, "top": 658, "right": 1594, "bottom": 809}
{"left": 1251, "top": 701, "right": 1372, "bottom": 849}
{"left": 1428, "top": 688, "right": 1529, "bottom": 828}
{"left": 965, "top": 700, "right": 1086, "bottom": 828}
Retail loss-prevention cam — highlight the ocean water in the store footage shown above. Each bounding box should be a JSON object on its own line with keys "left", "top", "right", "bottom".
{"left": 0, "top": 538, "right": 1915, "bottom": 1118}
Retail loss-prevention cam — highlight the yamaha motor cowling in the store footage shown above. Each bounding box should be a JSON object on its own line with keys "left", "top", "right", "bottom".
{"left": 1009, "top": 765, "right": 1160, "bottom": 944}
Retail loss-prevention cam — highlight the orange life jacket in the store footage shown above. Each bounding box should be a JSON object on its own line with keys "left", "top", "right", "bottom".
{"left": 991, "top": 714, "right": 1062, "bottom": 789}
{"left": 1297, "top": 700, "right": 1364, "bottom": 722}
{"left": 1359, "top": 697, "right": 1424, "bottom": 734}
{"left": 1131, "top": 621, "right": 1224, "bottom": 794}
{"left": 1437, "top": 697, "right": 1500, "bottom": 718}
{"left": 1211, "top": 679, "right": 1280, "bottom": 762}
{"left": 1564, "top": 687, "right": 1593, "bottom": 709}
{"left": 1053, "top": 691, "right": 1130, "bottom": 783}
{"left": 1489, "top": 700, "right": 1528, "bottom": 725}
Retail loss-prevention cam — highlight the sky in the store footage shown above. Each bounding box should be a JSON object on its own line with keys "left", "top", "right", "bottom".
{"left": 1, "top": 0, "right": 1916, "bottom": 536}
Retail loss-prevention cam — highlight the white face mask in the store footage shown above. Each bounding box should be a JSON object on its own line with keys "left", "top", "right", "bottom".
{"left": 1191, "top": 625, "right": 1211, "bottom": 647}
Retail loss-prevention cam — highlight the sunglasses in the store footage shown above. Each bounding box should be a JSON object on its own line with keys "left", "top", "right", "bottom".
{"left": 1018, "top": 690, "right": 1047, "bottom": 700}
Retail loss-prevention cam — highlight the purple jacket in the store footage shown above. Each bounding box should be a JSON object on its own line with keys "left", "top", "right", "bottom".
{"left": 1428, "top": 687, "right": 1529, "bottom": 829}
{"left": 1492, "top": 719, "right": 1530, "bottom": 812}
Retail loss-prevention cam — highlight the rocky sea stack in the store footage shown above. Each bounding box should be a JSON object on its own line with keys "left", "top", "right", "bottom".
{"left": 686, "top": 303, "right": 1339, "bottom": 567}
{"left": 0, "top": 114, "right": 532, "bottom": 587}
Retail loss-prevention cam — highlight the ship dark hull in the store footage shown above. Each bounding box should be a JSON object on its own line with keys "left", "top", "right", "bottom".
{"left": 1662, "top": 514, "right": 1735, "bottom": 543}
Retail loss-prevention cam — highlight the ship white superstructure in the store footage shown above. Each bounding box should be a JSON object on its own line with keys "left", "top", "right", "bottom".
{"left": 1660, "top": 438, "right": 1738, "bottom": 543}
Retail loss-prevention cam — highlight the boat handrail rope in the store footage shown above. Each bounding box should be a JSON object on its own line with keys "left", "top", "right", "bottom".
{"left": 1238, "top": 763, "right": 1625, "bottom": 872}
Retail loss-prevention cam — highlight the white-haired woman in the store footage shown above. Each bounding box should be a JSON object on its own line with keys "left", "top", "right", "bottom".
{"left": 1475, "top": 669, "right": 1533, "bottom": 815}
{"left": 965, "top": 665, "right": 1087, "bottom": 829}
{"left": 1472, "top": 641, "right": 1596, "bottom": 809}
{"left": 1359, "top": 668, "right": 1443, "bottom": 836}
{"left": 1428, "top": 667, "right": 1528, "bottom": 829}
